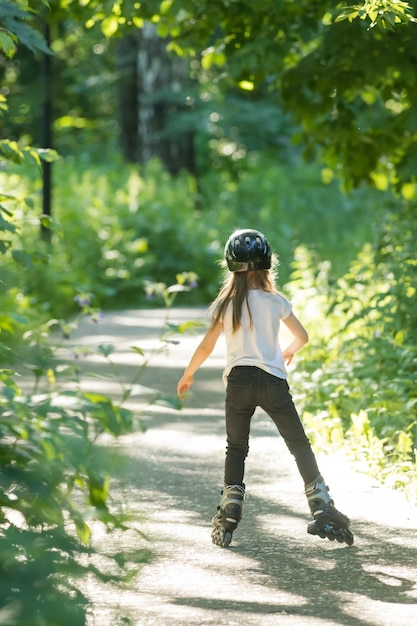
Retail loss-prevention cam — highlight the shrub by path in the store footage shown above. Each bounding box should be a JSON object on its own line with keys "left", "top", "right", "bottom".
{"left": 69, "top": 308, "right": 417, "bottom": 626}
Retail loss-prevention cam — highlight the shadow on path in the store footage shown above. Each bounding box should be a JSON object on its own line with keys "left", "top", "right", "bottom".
{"left": 67, "top": 309, "right": 417, "bottom": 626}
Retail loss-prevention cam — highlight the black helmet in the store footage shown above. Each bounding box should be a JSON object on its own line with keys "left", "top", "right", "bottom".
{"left": 224, "top": 229, "right": 271, "bottom": 272}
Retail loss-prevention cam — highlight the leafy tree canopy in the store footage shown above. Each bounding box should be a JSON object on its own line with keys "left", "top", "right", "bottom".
{"left": 0, "top": 0, "right": 50, "bottom": 56}
{"left": 126, "top": 0, "right": 417, "bottom": 190}
{"left": 1, "top": 0, "right": 417, "bottom": 190}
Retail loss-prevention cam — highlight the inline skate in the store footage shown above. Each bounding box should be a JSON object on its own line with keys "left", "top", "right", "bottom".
{"left": 305, "top": 476, "right": 354, "bottom": 546}
{"left": 211, "top": 484, "right": 245, "bottom": 548}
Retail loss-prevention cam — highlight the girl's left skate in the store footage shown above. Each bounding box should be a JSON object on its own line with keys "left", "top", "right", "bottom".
{"left": 211, "top": 484, "right": 245, "bottom": 548}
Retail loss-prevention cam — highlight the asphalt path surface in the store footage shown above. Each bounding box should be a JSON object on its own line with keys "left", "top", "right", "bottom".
{"left": 66, "top": 308, "right": 417, "bottom": 626}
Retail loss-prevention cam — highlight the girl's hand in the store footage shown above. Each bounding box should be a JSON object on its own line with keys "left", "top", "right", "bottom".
{"left": 177, "top": 374, "right": 193, "bottom": 401}
{"left": 176, "top": 321, "right": 222, "bottom": 402}
{"left": 282, "top": 349, "right": 294, "bottom": 366}
{"left": 282, "top": 312, "right": 308, "bottom": 367}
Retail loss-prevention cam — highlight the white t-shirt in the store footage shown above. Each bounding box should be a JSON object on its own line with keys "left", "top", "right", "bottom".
{"left": 221, "top": 289, "right": 293, "bottom": 385}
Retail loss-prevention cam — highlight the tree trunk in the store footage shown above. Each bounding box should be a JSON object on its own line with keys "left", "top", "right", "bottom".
{"left": 41, "top": 17, "right": 52, "bottom": 241}
{"left": 117, "top": 34, "right": 139, "bottom": 163}
{"left": 117, "top": 24, "right": 196, "bottom": 175}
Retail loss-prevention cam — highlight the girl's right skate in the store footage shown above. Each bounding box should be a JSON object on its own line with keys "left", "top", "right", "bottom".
{"left": 305, "top": 477, "right": 354, "bottom": 546}
{"left": 211, "top": 484, "right": 245, "bottom": 548}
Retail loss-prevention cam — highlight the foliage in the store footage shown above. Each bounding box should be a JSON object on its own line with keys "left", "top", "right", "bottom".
{"left": 3, "top": 0, "right": 417, "bottom": 191}
{"left": 0, "top": 154, "right": 380, "bottom": 321}
{"left": 83, "top": 0, "right": 417, "bottom": 190}
{"left": 286, "top": 203, "right": 417, "bottom": 503}
{"left": 0, "top": 274, "right": 198, "bottom": 623}
{"left": 0, "top": 140, "right": 59, "bottom": 167}
{"left": 0, "top": 111, "right": 197, "bottom": 621}
{"left": 0, "top": 0, "right": 415, "bottom": 579}
{"left": 0, "top": 311, "right": 140, "bottom": 624}
{"left": 0, "top": 6, "right": 119, "bottom": 157}
{"left": 0, "top": 0, "right": 51, "bottom": 58}
{"left": 2, "top": 158, "right": 212, "bottom": 316}
{"left": 337, "top": 1, "right": 417, "bottom": 29}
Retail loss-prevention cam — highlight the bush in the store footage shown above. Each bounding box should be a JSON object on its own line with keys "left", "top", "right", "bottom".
{"left": 2, "top": 149, "right": 416, "bottom": 505}
{"left": 0, "top": 152, "right": 379, "bottom": 322}
{"left": 286, "top": 201, "right": 417, "bottom": 503}
{"left": 0, "top": 317, "right": 142, "bottom": 625}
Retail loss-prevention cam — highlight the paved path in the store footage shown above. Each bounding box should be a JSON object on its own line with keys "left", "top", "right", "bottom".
{"left": 67, "top": 308, "right": 417, "bottom": 626}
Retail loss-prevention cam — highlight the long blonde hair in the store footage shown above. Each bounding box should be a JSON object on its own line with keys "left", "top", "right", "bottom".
{"left": 210, "top": 257, "right": 280, "bottom": 332}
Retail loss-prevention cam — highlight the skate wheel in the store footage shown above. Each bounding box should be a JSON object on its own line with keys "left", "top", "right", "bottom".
{"left": 211, "top": 527, "right": 233, "bottom": 548}
{"left": 308, "top": 519, "right": 354, "bottom": 547}
{"left": 343, "top": 529, "right": 354, "bottom": 546}
{"left": 325, "top": 524, "right": 336, "bottom": 541}
{"left": 333, "top": 525, "right": 354, "bottom": 546}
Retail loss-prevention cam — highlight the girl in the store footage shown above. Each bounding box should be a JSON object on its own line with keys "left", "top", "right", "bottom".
{"left": 177, "top": 229, "right": 353, "bottom": 548}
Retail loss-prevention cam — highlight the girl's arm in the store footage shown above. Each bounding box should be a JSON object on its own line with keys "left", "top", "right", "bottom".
{"left": 177, "top": 320, "right": 223, "bottom": 400}
{"left": 281, "top": 311, "right": 309, "bottom": 366}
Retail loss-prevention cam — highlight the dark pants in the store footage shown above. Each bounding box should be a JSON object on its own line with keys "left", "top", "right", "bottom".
{"left": 224, "top": 366, "right": 320, "bottom": 487}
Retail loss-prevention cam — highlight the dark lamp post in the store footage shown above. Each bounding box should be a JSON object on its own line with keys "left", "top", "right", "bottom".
{"left": 41, "top": 18, "right": 52, "bottom": 242}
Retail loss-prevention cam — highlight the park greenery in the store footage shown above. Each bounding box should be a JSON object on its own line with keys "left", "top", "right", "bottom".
{"left": 1, "top": 0, "right": 417, "bottom": 623}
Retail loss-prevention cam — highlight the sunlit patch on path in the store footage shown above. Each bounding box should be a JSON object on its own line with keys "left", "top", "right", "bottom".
{"left": 68, "top": 309, "right": 417, "bottom": 626}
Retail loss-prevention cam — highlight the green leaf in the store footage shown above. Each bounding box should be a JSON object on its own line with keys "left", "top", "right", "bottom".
{"left": 201, "top": 47, "right": 226, "bottom": 70}
{"left": 0, "top": 139, "right": 23, "bottom": 162}
{"left": 74, "top": 518, "right": 92, "bottom": 544}
{"left": 154, "top": 392, "right": 182, "bottom": 410}
{"left": 0, "top": 29, "right": 16, "bottom": 58}
{"left": 41, "top": 439, "right": 57, "bottom": 460}
{"left": 238, "top": 80, "right": 255, "bottom": 92}
{"left": 11, "top": 249, "right": 33, "bottom": 268}
{"left": 0, "top": 213, "right": 16, "bottom": 233}
{"left": 36, "top": 148, "right": 60, "bottom": 163}
{"left": 335, "top": 10, "right": 359, "bottom": 23}
{"left": 177, "top": 320, "right": 206, "bottom": 334}
{"left": 40, "top": 214, "right": 53, "bottom": 228}
{"left": 131, "top": 346, "right": 145, "bottom": 356}
{"left": 101, "top": 15, "right": 119, "bottom": 37}
{"left": 0, "top": 368, "right": 20, "bottom": 395}
{"left": 81, "top": 392, "right": 112, "bottom": 404}
{"left": 0, "top": 195, "right": 15, "bottom": 208}
{"left": 0, "top": 10, "right": 50, "bottom": 55}
{"left": 98, "top": 343, "right": 116, "bottom": 356}
{"left": 88, "top": 473, "right": 109, "bottom": 508}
